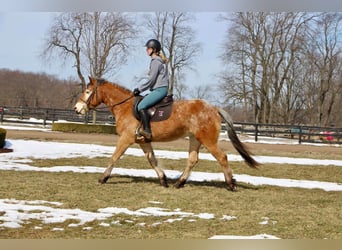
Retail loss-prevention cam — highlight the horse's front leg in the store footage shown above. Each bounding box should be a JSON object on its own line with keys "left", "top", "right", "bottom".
{"left": 99, "top": 136, "right": 133, "bottom": 184}
{"left": 174, "top": 135, "right": 201, "bottom": 188}
{"left": 140, "top": 143, "right": 168, "bottom": 187}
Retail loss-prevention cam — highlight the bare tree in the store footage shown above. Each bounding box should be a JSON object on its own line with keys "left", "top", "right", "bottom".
{"left": 144, "top": 12, "right": 201, "bottom": 97}
{"left": 304, "top": 13, "right": 342, "bottom": 126}
{"left": 0, "top": 69, "right": 80, "bottom": 109}
{"left": 220, "top": 12, "right": 268, "bottom": 122}
{"left": 219, "top": 12, "right": 324, "bottom": 124}
{"left": 42, "top": 12, "right": 136, "bottom": 90}
{"left": 188, "top": 84, "right": 215, "bottom": 103}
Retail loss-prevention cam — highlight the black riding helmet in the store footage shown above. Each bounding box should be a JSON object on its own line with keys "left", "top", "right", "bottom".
{"left": 145, "top": 39, "right": 161, "bottom": 52}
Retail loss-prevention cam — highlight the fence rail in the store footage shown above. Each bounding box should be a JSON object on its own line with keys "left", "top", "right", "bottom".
{"left": 0, "top": 106, "right": 114, "bottom": 126}
{"left": 232, "top": 122, "right": 341, "bottom": 145}
{"left": 1, "top": 106, "right": 341, "bottom": 145}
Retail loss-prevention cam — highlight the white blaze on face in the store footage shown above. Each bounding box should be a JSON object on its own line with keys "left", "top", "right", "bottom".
{"left": 83, "top": 89, "right": 93, "bottom": 102}
{"left": 74, "top": 90, "right": 92, "bottom": 114}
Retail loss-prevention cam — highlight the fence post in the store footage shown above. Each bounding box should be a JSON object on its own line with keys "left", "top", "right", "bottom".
{"left": 43, "top": 109, "right": 48, "bottom": 127}
{"left": 0, "top": 107, "right": 3, "bottom": 123}
{"left": 254, "top": 123, "right": 258, "bottom": 142}
{"left": 84, "top": 112, "right": 88, "bottom": 124}
{"left": 92, "top": 110, "right": 96, "bottom": 124}
{"left": 298, "top": 126, "right": 302, "bottom": 144}
{"left": 19, "top": 106, "right": 23, "bottom": 119}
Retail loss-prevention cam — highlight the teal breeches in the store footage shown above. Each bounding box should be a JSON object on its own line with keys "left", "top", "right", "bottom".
{"left": 137, "top": 87, "right": 168, "bottom": 111}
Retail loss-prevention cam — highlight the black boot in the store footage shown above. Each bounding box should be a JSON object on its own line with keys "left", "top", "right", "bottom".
{"left": 139, "top": 109, "right": 152, "bottom": 140}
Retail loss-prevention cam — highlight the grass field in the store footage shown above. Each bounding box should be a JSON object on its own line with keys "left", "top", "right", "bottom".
{"left": 0, "top": 168, "right": 341, "bottom": 239}
{"left": 0, "top": 130, "right": 341, "bottom": 239}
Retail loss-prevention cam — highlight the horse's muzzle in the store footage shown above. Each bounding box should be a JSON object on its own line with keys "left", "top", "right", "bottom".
{"left": 74, "top": 102, "right": 87, "bottom": 115}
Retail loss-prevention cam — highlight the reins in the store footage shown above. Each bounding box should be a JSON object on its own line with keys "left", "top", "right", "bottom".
{"left": 94, "top": 95, "right": 134, "bottom": 110}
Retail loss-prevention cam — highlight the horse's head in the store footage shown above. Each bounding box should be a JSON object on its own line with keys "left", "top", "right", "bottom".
{"left": 74, "top": 76, "right": 102, "bottom": 115}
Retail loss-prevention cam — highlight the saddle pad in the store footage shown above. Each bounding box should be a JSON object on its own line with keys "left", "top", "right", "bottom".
{"left": 133, "top": 95, "right": 174, "bottom": 122}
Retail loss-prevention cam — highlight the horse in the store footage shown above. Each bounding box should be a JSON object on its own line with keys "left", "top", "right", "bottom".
{"left": 74, "top": 77, "right": 259, "bottom": 191}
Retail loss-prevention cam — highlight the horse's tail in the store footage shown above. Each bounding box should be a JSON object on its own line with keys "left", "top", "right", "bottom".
{"left": 218, "top": 108, "right": 259, "bottom": 169}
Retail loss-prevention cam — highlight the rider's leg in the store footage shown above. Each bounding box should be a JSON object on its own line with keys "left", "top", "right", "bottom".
{"left": 138, "top": 109, "right": 152, "bottom": 140}
{"left": 137, "top": 87, "right": 168, "bottom": 139}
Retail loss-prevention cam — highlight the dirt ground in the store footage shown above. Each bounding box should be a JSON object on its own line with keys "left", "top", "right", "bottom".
{"left": 5, "top": 129, "right": 342, "bottom": 160}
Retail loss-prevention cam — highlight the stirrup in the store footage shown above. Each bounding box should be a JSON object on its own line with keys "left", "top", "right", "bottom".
{"left": 135, "top": 133, "right": 151, "bottom": 143}
{"left": 135, "top": 125, "right": 151, "bottom": 143}
{"left": 140, "top": 130, "right": 152, "bottom": 140}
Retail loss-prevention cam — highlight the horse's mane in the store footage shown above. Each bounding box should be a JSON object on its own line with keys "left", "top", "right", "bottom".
{"left": 92, "top": 78, "right": 132, "bottom": 94}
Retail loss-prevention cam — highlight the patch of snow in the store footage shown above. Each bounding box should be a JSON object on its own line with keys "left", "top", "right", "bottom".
{"left": 1, "top": 139, "right": 341, "bottom": 191}
{"left": 0, "top": 198, "right": 113, "bottom": 228}
{"left": 148, "top": 201, "right": 163, "bottom": 205}
{"left": 209, "top": 234, "right": 281, "bottom": 239}
{"left": 0, "top": 198, "right": 217, "bottom": 230}
{"left": 221, "top": 215, "right": 237, "bottom": 221}
{"left": 3, "top": 139, "right": 342, "bottom": 167}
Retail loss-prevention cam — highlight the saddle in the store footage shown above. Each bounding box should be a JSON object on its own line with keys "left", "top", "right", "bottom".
{"left": 132, "top": 94, "right": 174, "bottom": 122}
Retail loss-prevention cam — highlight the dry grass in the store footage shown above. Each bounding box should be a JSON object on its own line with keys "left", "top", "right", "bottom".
{"left": 2, "top": 130, "right": 341, "bottom": 239}
{"left": 7, "top": 129, "right": 342, "bottom": 161}
{"left": 1, "top": 155, "right": 341, "bottom": 239}
{"left": 30, "top": 155, "right": 342, "bottom": 183}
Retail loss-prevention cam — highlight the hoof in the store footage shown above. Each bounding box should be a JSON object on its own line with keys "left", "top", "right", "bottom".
{"left": 227, "top": 178, "right": 237, "bottom": 191}
{"left": 99, "top": 176, "right": 109, "bottom": 184}
{"left": 160, "top": 175, "right": 169, "bottom": 188}
{"left": 174, "top": 179, "right": 186, "bottom": 189}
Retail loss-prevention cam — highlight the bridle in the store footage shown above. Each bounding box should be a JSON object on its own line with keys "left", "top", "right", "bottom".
{"left": 79, "top": 85, "right": 134, "bottom": 111}
{"left": 79, "top": 87, "right": 97, "bottom": 107}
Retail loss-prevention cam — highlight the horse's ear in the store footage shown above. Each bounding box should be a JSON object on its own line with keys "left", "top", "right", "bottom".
{"left": 88, "top": 76, "right": 94, "bottom": 83}
{"left": 88, "top": 76, "right": 96, "bottom": 86}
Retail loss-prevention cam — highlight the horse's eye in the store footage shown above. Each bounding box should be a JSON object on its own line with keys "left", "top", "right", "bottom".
{"left": 86, "top": 90, "right": 91, "bottom": 94}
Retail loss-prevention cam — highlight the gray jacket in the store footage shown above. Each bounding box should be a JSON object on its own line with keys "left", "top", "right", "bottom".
{"left": 138, "top": 56, "right": 169, "bottom": 92}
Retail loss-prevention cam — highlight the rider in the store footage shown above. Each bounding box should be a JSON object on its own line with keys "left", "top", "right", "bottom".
{"left": 133, "top": 39, "right": 169, "bottom": 140}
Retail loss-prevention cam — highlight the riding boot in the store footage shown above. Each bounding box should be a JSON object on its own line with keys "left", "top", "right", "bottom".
{"left": 138, "top": 109, "right": 152, "bottom": 140}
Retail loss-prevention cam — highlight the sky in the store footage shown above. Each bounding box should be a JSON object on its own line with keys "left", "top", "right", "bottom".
{"left": 0, "top": 12, "right": 227, "bottom": 90}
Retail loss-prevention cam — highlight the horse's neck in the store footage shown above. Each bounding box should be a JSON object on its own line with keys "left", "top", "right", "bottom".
{"left": 101, "top": 84, "right": 133, "bottom": 117}
{"left": 101, "top": 85, "right": 130, "bottom": 105}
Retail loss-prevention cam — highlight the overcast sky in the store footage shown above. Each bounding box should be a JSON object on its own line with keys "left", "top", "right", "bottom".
{"left": 0, "top": 12, "right": 228, "bottom": 90}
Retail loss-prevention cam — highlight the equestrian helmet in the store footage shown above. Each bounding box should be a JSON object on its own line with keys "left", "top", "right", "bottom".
{"left": 145, "top": 39, "right": 161, "bottom": 52}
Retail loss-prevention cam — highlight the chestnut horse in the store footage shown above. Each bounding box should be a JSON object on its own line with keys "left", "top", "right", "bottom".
{"left": 74, "top": 77, "right": 259, "bottom": 191}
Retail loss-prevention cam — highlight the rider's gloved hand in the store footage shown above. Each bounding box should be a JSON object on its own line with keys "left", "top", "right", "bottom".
{"left": 133, "top": 88, "right": 140, "bottom": 96}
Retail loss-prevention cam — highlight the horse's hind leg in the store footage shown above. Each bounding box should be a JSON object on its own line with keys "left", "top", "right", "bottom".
{"left": 174, "top": 135, "right": 201, "bottom": 189}
{"left": 205, "top": 142, "right": 236, "bottom": 191}
{"left": 140, "top": 143, "right": 168, "bottom": 187}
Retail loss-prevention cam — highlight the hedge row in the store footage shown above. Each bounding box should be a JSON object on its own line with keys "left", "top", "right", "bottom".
{"left": 0, "top": 127, "right": 6, "bottom": 148}
{"left": 52, "top": 122, "right": 116, "bottom": 134}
